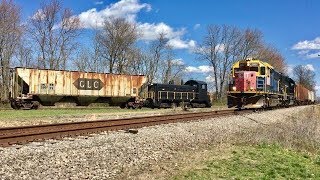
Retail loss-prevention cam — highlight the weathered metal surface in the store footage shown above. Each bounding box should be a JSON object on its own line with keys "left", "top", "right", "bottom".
{"left": 295, "top": 84, "right": 310, "bottom": 102}
{"left": 234, "top": 71, "right": 257, "bottom": 92}
{"left": 13, "top": 68, "right": 147, "bottom": 104}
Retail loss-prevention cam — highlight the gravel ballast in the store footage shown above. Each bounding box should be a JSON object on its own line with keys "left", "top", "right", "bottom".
{"left": 0, "top": 106, "right": 314, "bottom": 179}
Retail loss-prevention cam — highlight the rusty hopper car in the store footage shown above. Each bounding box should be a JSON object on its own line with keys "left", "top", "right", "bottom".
{"left": 9, "top": 67, "right": 147, "bottom": 109}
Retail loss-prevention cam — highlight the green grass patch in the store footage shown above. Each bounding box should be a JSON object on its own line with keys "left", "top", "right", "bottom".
{"left": 174, "top": 144, "right": 320, "bottom": 179}
{"left": 0, "top": 108, "right": 155, "bottom": 120}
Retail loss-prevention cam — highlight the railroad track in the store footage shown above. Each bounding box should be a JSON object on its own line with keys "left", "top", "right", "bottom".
{"left": 0, "top": 109, "right": 249, "bottom": 147}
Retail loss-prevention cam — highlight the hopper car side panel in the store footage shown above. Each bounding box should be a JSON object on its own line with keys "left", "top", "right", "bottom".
{"left": 10, "top": 67, "right": 146, "bottom": 109}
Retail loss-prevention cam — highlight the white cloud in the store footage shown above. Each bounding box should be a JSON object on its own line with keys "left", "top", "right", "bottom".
{"left": 292, "top": 37, "right": 320, "bottom": 59}
{"left": 286, "top": 64, "right": 315, "bottom": 76}
{"left": 172, "top": 58, "right": 185, "bottom": 65}
{"left": 185, "top": 65, "right": 214, "bottom": 73}
{"left": 193, "top": 24, "right": 200, "bottom": 30}
{"left": 137, "top": 22, "right": 184, "bottom": 40}
{"left": 32, "top": 9, "right": 45, "bottom": 20}
{"left": 78, "top": 0, "right": 151, "bottom": 28}
{"left": 285, "top": 65, "right": 293, "bottom": 76}
{"left": 292, "top": 37, "right": 320, "bottom": 50}
{"left": 205, "top": 75, "right": 215, "bottom": 83}
{"left": 297, "top": 50, "right": 309, "bottom": 55}
{"left": 94, "top": 1, "right": 104, "bottom": 5}
{"left": 167, "top": 38, "right": 196, "bottom": 50}
{"left": 197, "top": 43, "right": 225, "bottom": 54}
{"left": 76, "top": 0, "right": 195, "bottom": 50}
{"left": 216, "top": 44, "right": 225, "bottom": 53}
{"left": 137, "top": 23, "right": 195, "bottom": 49}
{"left": 305, "top": 52, "right": 320, "bottom": 59}
{"left": 304, "top": 64, "right": 315, "bottom": 71}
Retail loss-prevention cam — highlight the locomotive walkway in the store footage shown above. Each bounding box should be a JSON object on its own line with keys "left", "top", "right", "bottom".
{"left": 0, "top": 109, "right": 247, "bottom": 147}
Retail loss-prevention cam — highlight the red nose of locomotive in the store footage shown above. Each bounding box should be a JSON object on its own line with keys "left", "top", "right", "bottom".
{"left": 234, "top": 71, "right": 257, "bottom": 92}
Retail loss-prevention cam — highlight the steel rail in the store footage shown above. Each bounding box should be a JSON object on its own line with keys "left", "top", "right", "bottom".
{"left": 0, "top": 109, "right": 245, "bottom": 147}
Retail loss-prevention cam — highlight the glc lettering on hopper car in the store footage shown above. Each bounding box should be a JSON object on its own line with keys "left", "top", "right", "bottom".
{"left": 73, "top": 78, "right": 104, "bottom": 90}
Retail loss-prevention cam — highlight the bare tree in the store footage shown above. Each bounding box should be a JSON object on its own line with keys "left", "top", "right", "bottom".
{"left": 96, "top": 17, "right": 138, "bottom": 74}
{"left": 73, "top": 47, "right": 91, "bottom": 72}
{"left": 218, "top": 25, "right": 242, "bottom": 97}
{"left": 147, "top": 32, "right": 168, "bottom": 83}
{"left": 238, "top": 28, "right": 263, "bottom": 59}
{"left": 161, "top": 47, "right": 174, "bottom": 84}
{"left": 160, "top": 46, "right": 185, "bottom": 84}
{"left": 15, "top": 38, "right": 34, "bottom": 67}
{"left": 255, "top": 44, "right": 286, "bottom": 73}
{"left": 0, "top": 0, "right": 22, "bottom": 101}
{"left": 293, "top": 65, "right": 316, "bottom": 90}
{"left": 29, "top": 0, "right": 80, "bottom": 70}
{"left": 197, "top": 25, "right": 265, "bottom": 100}
{"left": 196, "top": 25, "right": 224, "bottom": 99}
{"left": 73, "top": 35, "right": 104, "bottom": 73}
{"left": 124, "top": 47, "right": 147, "bottom": 75}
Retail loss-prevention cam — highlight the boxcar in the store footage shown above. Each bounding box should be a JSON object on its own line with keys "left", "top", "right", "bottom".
{"left": 295, "top": 84, "right": 309, "bottom": 105}
{"left": 9, "top": 67, "right": 146, "bottom": 109}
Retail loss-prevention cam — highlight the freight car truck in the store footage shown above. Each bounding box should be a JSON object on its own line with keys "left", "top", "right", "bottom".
{"left": 9, "top": 67, "right": 147, "bottom": 109}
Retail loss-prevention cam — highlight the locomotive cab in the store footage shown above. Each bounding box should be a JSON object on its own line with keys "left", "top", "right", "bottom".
{"left": 184, "top": 80, "right": 211, "bottom": 107}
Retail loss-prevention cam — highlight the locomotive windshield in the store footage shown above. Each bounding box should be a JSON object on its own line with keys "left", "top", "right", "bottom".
{"left": 235, "top": 63, "right": 259, "bottom": 72}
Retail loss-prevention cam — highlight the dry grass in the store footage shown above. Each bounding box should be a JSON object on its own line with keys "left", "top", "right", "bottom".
{"left": 171, "top": 106, "right": 320, "bottom": 179}
{"left": 235, "top": 105, "right": 320, "bottom": 152}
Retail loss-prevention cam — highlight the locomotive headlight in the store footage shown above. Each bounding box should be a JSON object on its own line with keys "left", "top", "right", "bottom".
{"left": 232, "top": 86, "right": 236, "bottom": 91}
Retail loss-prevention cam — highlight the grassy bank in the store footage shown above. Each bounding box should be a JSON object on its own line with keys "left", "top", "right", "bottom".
{"left": 174, "top": 105, "right": 320, "bottom": 179}
{"left": 175, "top": 144, "right": 320, "bottom": 179}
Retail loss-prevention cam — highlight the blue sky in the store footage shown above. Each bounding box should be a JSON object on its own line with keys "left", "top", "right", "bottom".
{"left": 16, "top": 0, "right": 320, "bottom": 95}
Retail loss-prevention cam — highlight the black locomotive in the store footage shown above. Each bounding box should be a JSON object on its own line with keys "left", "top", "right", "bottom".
{"left": 144, "top": 80, "right": 211, "bottom": 108}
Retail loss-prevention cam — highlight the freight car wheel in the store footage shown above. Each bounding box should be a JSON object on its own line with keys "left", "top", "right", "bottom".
{"left": 120, "top": 103, "right": 126, "bottom": 109}
{"left": 32, "top": 101, "right": 40, "bottom": 110}
{"left": 10, "top": 101, "right": 19, "bottom": 110}
{"left": 145, "top": 98, "right": 155, "bottom": 109}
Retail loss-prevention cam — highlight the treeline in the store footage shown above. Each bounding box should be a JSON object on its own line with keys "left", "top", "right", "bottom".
{"left": 0, "top": 0, "right": 315, "bottom": 102}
